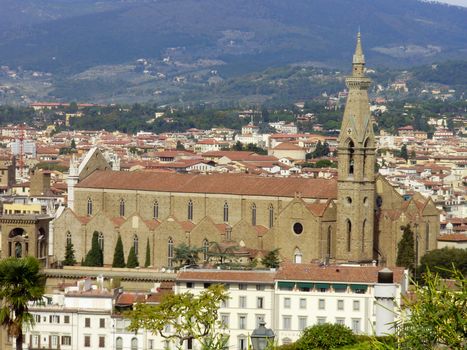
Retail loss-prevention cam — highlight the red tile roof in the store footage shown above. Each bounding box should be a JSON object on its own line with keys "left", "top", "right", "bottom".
{"left": 177, "top": 270, "right": 276, "bottom": 284}
{"left": 437, "top": 234, "right": 467, "bottom": 242}
{"left": 77, "top": 171, "right": 337, "bottom": 199}
{"left": 276, "top": 263, "right": 406, "bottom": 284}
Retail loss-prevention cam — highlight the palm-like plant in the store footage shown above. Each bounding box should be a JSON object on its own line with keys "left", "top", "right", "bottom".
{"left": 0, "top": 256, "right": 45, "bottom": 350}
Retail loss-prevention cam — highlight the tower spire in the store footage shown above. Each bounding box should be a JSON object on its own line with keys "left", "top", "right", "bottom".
{"left": 352, "top": 31, "right": 365, "bottom": 75}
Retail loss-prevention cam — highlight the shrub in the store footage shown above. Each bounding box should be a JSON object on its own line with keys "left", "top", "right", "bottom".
{"left": 297, "top": 323, "right": 357, "bottom": 350}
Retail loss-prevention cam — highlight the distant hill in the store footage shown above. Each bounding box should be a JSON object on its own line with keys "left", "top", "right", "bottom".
{"left": 0, "top": 0, "right": 466, "bottom": 75}
{"left": 0, "top": 0, "right": 466, "bottom": 105}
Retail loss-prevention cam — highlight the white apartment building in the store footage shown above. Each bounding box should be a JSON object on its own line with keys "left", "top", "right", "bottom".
{"left": 23, "top": 264, "right": 407, "bottom": 350}
{"left": 24, "top": 278, "right": 147, "bottom": 350}
{"left": 176, "top": 264, "right": 408, "bottom": 349}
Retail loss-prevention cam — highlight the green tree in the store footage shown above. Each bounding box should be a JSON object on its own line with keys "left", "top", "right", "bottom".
{"left": 112, "top": 235, "right": 126, "bottom": 268}
{"left": 315, "top": 159, "right": 336, "bottom": 168}
{"left": 0, "top": 257, "right": 46, "bottom": 350}
{"left": 63, "top": 240, "right": 76, "bottom": 266}
{"left": 67, "top": 101, "right": 78, "bottom": 113}
{"left": 396, "top": 224, "right": 415, "bottom": 270}
{"left": 70, "top": 138, "right": 76, "bottom": 150}
{"left": 312, "top": 141, "right": 330, "bottom": 158}
{"left": 233, "top": 141, "right": 243, "bottom": 151}
{"left": 261, "top": 249, "right": 280, "bottom": 268}
{"left": 176, "top": 140, "right": 185, "bottom": 150}
{"left": 419, "top": 247, "right": 467, "bottom": 278}
{"left": 385, "top": 268, "right": 467, "bottom": 349}
{"left": 296, "top": 323, "right": 357, "bottom": 350}
{"left": 262, "top": 107, "right": 270, "bottom": 123}
{"left": 83, "top": 231, "right": 103, "bottom": 267}
{"left": 144, "top": 238, "right": 151, "bottom": 268}
{"left": 174, "top": 243, "right": 201, "bottom": 267}
{"left": 400, "top": 144, "right": 409, "bottom": 162}
{"left": 127, "top": 284, "right": 229, "bottom": 350}
{"left": 127, "top": 246, "right": 139, "bottom": 268}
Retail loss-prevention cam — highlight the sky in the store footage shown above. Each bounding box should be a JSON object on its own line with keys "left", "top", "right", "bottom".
{"left": 435, "top": 0, "right": 467, "bottom": 6}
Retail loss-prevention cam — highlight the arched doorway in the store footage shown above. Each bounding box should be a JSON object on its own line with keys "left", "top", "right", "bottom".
{"left": 8, "top": 228, "right": 28, "bottom": 258}
{"left": 37, "top": 227, "right": 47, "bottom": 258}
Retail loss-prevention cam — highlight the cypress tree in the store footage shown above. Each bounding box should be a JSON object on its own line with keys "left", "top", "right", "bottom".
{"left": 112, "top": 235, "right": 126, "bottom": 268}
{"left": 396, "top": 224, "right": 415, "bottom": 270}
{"left": 127, "top": 246, "right": 139, "bottom": 268}
{"left": 63, "top": 240, "right": 76, "bottom": 266}
{"left": 83, "top": 231, "right": 103, "bottom": 267}
{"left": 144, "top": 238, "right": 151, "bottom": 268}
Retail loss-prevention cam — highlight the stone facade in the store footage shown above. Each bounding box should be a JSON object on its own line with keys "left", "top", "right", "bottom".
{"left": 49, "top": 35, "right": 440, "bottom": 269}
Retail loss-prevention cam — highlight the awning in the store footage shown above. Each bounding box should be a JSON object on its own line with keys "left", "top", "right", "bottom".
{"left": 332, "top": 283, "right": 348, "bottom": 291}
{"left": 315, "top": 283, "right": 330, "bottom": 290}
{"left": 297, "top": 282, "right": 313, "bottom": 290}
{"left": 277, "top": 281, "right": 295, "bottom": 289}
{"left": 350, "top": 284, "right": 368, "bottom": 292}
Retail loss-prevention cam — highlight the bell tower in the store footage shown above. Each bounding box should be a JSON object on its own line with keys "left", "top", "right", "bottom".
{"left": 336, "top": 32, "right": 376, "bottom": 262}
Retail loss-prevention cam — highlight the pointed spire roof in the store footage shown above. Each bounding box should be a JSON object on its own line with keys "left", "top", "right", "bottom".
{"left": 352, "top": 31, "right": 365, "bottom": 65}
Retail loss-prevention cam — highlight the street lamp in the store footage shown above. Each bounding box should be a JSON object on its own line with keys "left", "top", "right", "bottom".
{"left": 251, "top": 321, "right": 275, "bottom": 350}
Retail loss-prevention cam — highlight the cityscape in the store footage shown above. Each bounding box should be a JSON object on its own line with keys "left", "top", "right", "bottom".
{"left": 0, "top": 1, "right": 466, "bottom": 350}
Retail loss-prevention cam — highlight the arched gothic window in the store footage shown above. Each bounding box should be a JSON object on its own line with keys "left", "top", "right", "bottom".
{"left": 251, "top": 203, "right": 257, "bottom": 226}
{"left": 363, "top": 138, "right": 369, "bottom": 178}
{"left": 294, "top": 248, "right": 302, "bottom": 264}
{"left": 168, "top": 237, "right": 174, "bottom": 267}
{"left": 187, "top": 200, "right": 193, "bottom": 221}
{"left": 203, "top": 239, "right": 209, "bottom": 261}
{"left": 153, "top": 200, "right": 159, "bottom": 220}
{"left": 116, "top": 337, "right": 123, "bottom": 350}
{"left": 98, "top": 232, "right": 104, "bottom": 253}
{"left": 131, "top": 337, "right": 138, "bottom": 350}
{"left": 362, "top": 220, "right": 366, "bottom": 253}
{"left": 346, "top": 220, "right": 352, "bottom": 252}
{"left": 348, "top": 140, "right": 355, "bottom": 175}
{"left": 327, "top": 226, "right": 332, "bottom": 258}
{"left": 133, "top": 234, "right": 139, "bottom": 256}
{"left": 425, "top": 222, "right": 430, "bottom": 252}
{"left": 87, "top": 198, "right": 93, "bottom": 216}
{"left": 268, "top": 204, "right": 274, "bottom": 228}
{"left": 119, "top": 199, "right": 125, "bottom": 217}
{"left": 223, "top": 202, "right": 229, "bottom": 222}
{"left": 66, "top": 231, "right": 72, "bottom": 245}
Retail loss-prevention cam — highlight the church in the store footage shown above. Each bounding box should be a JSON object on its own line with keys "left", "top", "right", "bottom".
{"left": 51, "top": 34, "right": 440, "bottom": 269}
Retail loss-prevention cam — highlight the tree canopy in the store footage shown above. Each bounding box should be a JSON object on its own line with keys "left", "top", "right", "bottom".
{"left": 83, "top": 231, "right": 103, "bottom": 267}
{"left": 0, "top": 257, "right": 46, "bottom": 350}
{"left": 127, "top": 284, "right": 229, "bottom": 350}
{"left": 126, "top": 246, "right": 139, "bottom": 268}
{"left": 112, "top": 234, "right": 125, "bottom": 268}
{"left": 63, "top": 239, "right": 76, "bottom": 266}
{"left": 396, "top": 224, "right": 415, "bottom": 270}
{"left": 261, "top": 249, "right": 281, "bottom": 268}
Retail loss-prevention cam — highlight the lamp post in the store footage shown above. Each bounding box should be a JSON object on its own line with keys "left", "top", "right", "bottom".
{"left": 251, "top": 321, "right": 275, "bottom": 350}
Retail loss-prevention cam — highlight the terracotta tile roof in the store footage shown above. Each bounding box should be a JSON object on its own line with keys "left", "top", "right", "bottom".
{"left": 306, "top": 202, "right": 329, "bottom": 217}
{"left": 215, "top": 223, "right": 229, "bottom": 233}
{"left": 144, "top": 219, "right": 161, "bottom": 230}
{"left": 77, "top": 171, "right": 337, "bottom": 199}
{"left": 76, "top": 215, "right": 92, "bottom": 224}
{"left": 178, "top": 220, "right": 195, "bottom": 231}
{"left": 276, "top": 263, "right": 405, "bottom": 284}
{"left": 273, "top": 142, "right": 304, "bottom": 151}
{"left": 177, "top": 270, "right": 276, "bottom": 284}
{"left": 116, "top": 292, "right": 145, "bottom": 305}
{"left": 438, "top": 234, "right": 467, "bottom": 242}
{"left": 255, "top": 225, "right": 269, "bottom": 236}
{"left": 111, "top": 216, "right": 126, "bottom": 227}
